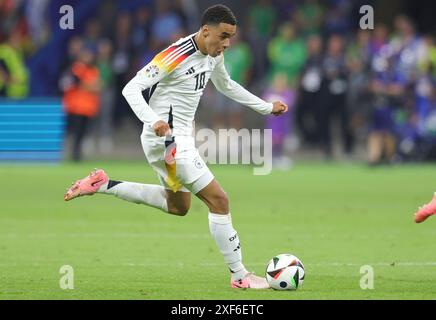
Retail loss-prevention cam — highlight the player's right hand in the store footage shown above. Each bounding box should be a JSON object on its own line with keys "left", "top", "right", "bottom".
{"left": 271, "top": 101, "right": 288, "bottom": 116}
{"left": 152, "top": 120, "right": 172, "bottom": 137}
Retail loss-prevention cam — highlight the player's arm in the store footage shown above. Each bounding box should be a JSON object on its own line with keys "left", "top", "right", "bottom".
{"left": 122, "top": 56, "right": 171, "bottom": 136}
{"left": 210, "top": 56, "right": 288, "bottom": 116}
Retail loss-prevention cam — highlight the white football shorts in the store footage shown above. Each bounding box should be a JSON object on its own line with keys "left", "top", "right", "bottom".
{"left": 140, "top": 131, "right": 214, "bottom": 194}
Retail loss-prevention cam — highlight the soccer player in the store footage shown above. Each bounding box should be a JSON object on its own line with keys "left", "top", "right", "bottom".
{"left": 64, "top": 5, "right": 288, "bottom": 289}
{"left": 414, "top": 193, "right": 436, "bottom": 223}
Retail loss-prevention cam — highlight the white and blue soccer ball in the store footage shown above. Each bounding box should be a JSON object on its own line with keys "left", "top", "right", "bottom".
{"left": 266, "top": 254, "right": 305, "bottom": 290}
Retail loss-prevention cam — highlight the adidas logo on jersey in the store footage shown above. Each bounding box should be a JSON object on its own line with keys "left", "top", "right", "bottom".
{"left": 185, "top": 67, "right": 195, "bottom": 75}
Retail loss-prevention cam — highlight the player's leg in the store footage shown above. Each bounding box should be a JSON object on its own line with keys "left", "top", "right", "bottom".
{"left": 64, "top": 168, "right": 192, "bottom": 216}
{"left": 101, "top": 180, "right": 191, "bottom": 216}
{"left": 194, "top": 178, "right": 269, "bottom": 289}
{"left": 165, "top": 189, "right": 191, "bottom": 216}
{"left": 414, "top": 192, "right": 436, "bottom": 223}
{"left": 98, "top": 177, "right": 192, "bottom": 216}
{"left": 195, "top": 178, "right": 228, "bottom": 214}
{"left": 64, "top": 132, "right": 193, "bottom": 215}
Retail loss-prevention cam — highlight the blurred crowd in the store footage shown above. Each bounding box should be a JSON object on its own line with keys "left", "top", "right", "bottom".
{"left": 1, "top": 0, "right": 436, "bottom": 164}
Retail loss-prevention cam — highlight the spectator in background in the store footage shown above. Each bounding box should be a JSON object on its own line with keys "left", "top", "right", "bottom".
{"left": 293, "top": 0, "right": 324, "bottom": 38}
{"left": 0, "top": 0, "right": 25, "bottom": 43}
{"left": 96, "top": 39, "right": 115, "bottom": 154}
{"left": 64, "top": 36, "right": 84, "bottom": 68}
{"left": 151, "top": 0, "right": 184, "bottom": 47}
{"left": 264, "top": 73, "right": 296, "bottom": 169}
{"left": 212, "top": 32, "right": 252, "bottom": 130}
{"left": 346, "top": 30, "right": 372, "bottom": 144}
{"left": 112, "top": 12, "right": 133, "bottom": 127}
{"left": 318, "top": 34, "right": 352, "bottom": 158}
{"left": 0, "top": 0, "right": 13, "bottom": 37}
{"left": 367, "top": 55, "right": 404, "bottom": 165}
{"left": 83, "top": 19, "right": 101, "bottom": 53}
{"left": 417, "top": 35, "right": 436, "bottom": 77}
{"left": 58, "top": 36, "right": 85, "bottom": 94}
{"left": 247, "top": 0, "right": 276, "bottom": 80}
{"left": 390, "top": 15, "right": 421, "bottom": 84}
{"left": 367, "top": 101, "right": 398, "bottom": 166}
{"left": 323, "top": 0, "right": 352, "bottom": 37}
{"left": 415, "top": 71, "right": 436, "bottom": 159}
{"left": 130, "top": 4, "right": 153, "bottom": 76}
{"left": 3, "top": 4, "right": 33, "bottom": 58}
{"left": 296, "top": 34, "right": 323, "bottom": 145}
{"left": 395, "top": 83, "right": 420, "bottom": 161}
{"left": 96, "top": 0, "right": 117, "bottom": 39}
{"left": 370, "top": 24, "right": 389, "bottom": 53}
{"left": 428, "top": 37, "right": 436, "bottom": 78}
{"left": 347, "top": 30, "right": 372, "bottom": 70}
{"left": 370, "top": 15, "right": 424, "bottom": 163}
{"left": 268, "top": 22, "right": 307, "bottom": 83}
{"left": 62, "top": 47, "right": 101, "bottom": 162}
{"left": 173, "top": 0, "right": 200, "bottom": 33}
{"left": 412, "top": 35, "right": 436, "bottom": 159}
{"left": 24, "top": 0, "right": 50, "bottom": 49}
{"left": 131, "top": 5, "right": 151, "bottom": 58}
{"left": 0, "top": 33, "right": 29, "bottom": 98}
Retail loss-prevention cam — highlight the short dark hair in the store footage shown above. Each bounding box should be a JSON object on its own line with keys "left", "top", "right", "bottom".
{"left": 201, "top": 4, "right": 237, "bottom": 26}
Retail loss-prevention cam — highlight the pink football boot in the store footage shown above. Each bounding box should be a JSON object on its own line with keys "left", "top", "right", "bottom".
{"left": 230, "top": 272, "right": 270, "bottom": 289}
{"left": 414, "top": 193, "right": 436, "bottom": 223}
{"left": 64, "top": 169, "right": 109, "bottom": 201}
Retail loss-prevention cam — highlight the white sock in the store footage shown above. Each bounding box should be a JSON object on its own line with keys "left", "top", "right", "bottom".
{"left": 208, "top": 212, "right": 248, "bottom": 281}
{"left": 98, "top": 180, "right": 168, "bottom": 212}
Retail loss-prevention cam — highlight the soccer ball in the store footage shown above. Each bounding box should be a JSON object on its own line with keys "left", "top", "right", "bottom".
{"left": 266, "top": 254, "right": 305, "bottom": 290}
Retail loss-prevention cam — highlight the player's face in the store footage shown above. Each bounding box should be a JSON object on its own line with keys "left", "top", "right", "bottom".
{"left": 204, "top": 23, "right": 236, "bottom": 57}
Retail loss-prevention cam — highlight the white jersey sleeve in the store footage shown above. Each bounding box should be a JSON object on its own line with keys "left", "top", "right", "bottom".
{"left": 210, "top": 55, "right": 273, "bottom": 115}
{"left": 122, "top": 61, "right": 167, "bottom": 128}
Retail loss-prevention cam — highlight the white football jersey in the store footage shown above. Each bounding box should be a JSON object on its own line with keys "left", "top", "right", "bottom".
{"left": 122, "top": 33, "right": 273, "bottom": 136}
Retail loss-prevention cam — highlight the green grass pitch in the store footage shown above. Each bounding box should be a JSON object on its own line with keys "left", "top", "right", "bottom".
{"left": 0, "top": 161, "right": 435, "bottom": 299}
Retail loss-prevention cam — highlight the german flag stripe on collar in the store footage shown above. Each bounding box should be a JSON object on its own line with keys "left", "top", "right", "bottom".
{"left": 151, "top": 38, "right": 197, "bottom": 74}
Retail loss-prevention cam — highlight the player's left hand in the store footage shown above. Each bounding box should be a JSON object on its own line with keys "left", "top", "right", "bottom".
{"left": 271, "top": 101, "right": 288, "bottom": 116}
